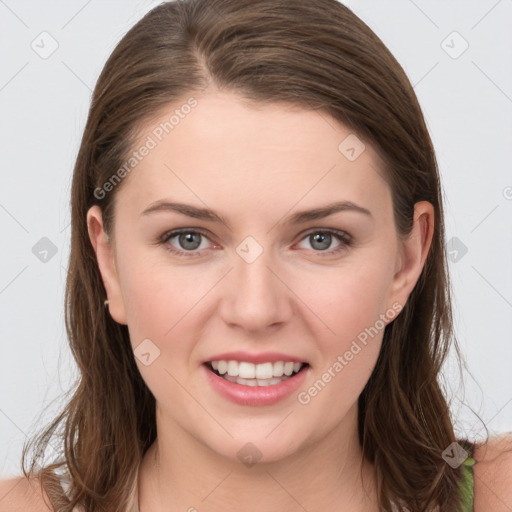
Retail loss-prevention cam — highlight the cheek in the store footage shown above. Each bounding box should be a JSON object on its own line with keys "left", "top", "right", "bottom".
{"left": 120, "top": 256, "right": 207, "bottom": 339}
{"left": 299, "top": 259, "right": 394, "bottom": 351}
{"left": 119, "top": 257, "right": 223, "bottom": 386}
{"left": 294, "top": 265, "right": 390, "bottom": 415}
{"left": 121, "top": 266, "right": 203, "bottom": 402}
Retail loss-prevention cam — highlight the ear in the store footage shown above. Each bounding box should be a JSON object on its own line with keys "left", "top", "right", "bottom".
{"left": 86, "top": 205, "right": 127, "bottom": 325}
{"left": 387, "top": 201, "right": 435, "bottom": 311}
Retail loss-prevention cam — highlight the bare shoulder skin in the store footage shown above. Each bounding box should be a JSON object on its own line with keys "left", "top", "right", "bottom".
{"left": 0, "top": 476, "right": 53, "bottom": 512}
{"left": 473, "top": 433, "right": 512, "bottom": 512}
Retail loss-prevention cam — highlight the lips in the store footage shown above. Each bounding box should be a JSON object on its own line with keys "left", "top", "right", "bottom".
{"left": 200, "top": 351, "right": 310, "bottom": 405}
{"left": 203, "top": 363, "right": 309, "bottom": 406}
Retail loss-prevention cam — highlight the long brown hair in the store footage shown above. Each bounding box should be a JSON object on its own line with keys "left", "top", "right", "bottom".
{"left": 21, "top": 1, "right": 488, "bottom": 510}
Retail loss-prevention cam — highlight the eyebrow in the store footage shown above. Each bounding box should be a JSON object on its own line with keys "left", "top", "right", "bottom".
{"left": 140, "top": 200, "right": 373, "bottom": 227}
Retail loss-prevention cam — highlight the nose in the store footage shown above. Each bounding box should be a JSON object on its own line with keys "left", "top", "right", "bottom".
{"left": 219, "top": 246, "right": 294, "bottom": 334}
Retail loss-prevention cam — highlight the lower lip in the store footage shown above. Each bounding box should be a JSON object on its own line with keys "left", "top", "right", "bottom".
{"left": 202, "top": 364, "right": 309, "bottom": 406}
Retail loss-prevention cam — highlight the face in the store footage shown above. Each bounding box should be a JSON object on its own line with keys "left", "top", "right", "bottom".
{"left": 87, "top": 89, "right": 432, "bottom": 464}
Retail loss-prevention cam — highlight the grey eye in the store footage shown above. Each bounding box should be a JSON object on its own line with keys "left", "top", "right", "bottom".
{"left": 309, "top": 232, "right": 333, "bottom": 251}
{"left": 177, "top": 232, "right": 203, "bottom": 250}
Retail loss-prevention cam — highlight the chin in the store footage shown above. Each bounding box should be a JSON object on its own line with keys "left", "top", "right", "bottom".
{"left": 202, "top": 428, "right": 308, "bottom": 467}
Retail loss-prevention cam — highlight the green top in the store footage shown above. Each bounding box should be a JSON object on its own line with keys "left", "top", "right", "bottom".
{"left": 458, "top": 445, "right": 476, "bottom": 511}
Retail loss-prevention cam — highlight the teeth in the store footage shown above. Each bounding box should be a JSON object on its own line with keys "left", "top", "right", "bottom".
{"left": 209, "top": 360, "right": 305, "bottom": 379}
{"left": 223, "top": 374, "right": 292, "bottom": 386}
{"left": 239, "top": 361, "right": 256, "bottom": 379}
{"left": 273, "top": 361, "right": 284, "bottom": 377}
{"left": 227, "top": 360, "right": 238, "bottom": 376}
{"left": 283, "top": 362, "right": 294, "bottom": 376}
{"left": 255, "top": 362, "right": 273, "bottom": 379}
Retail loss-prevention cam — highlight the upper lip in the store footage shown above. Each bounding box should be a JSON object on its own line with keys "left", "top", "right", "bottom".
{"left": 203, "top": 351, "right": 308, "bottom": 365}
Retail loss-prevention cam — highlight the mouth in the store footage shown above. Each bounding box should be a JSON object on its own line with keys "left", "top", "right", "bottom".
{"left": 204, "top": 360, "right": 309, "bottom": 387}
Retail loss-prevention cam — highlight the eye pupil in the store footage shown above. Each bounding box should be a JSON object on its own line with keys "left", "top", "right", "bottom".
{"left": 179, "top": 232, "right": 201, "bottom": 250}
{"left": 310, "top": 232, "right": 331, "bottom": 251}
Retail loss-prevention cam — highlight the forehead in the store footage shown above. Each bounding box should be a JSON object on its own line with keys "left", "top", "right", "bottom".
{"left": 114, "top": 90, "right": 391, "bottom": 223}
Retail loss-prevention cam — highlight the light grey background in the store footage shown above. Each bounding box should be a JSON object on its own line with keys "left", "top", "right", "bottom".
{"left": 1, "top": 0, "right": 511, "bottom": 478}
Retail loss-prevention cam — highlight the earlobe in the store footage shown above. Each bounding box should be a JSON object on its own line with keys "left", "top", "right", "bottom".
{"left": 86, "top": 206, "right": 128, "bottom": 325}
{"left": 388, "top": 201, "right": 435, "bottom": 310}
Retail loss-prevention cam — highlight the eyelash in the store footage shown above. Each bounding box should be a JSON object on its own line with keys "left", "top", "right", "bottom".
{"left": 157, "top": 228, "right": 353, "bottom": 258}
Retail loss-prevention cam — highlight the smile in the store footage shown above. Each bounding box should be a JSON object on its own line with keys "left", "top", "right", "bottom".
{"left": 208, "top": 360, "right": 306, "bottom": 386}
{"left": 204, "top": 360, "right": 309, "bottom": 402}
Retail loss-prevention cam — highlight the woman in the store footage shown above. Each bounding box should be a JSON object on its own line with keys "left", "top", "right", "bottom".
{"left": 1, "top": 0, "right": 511, "bottom": 511}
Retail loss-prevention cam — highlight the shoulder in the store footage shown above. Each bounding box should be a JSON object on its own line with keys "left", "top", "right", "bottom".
{"left": 0, "top": 476, "right": 53, "bottom": 512}
{"left": 472, "top": 433, "right": 512, "bottom": 512}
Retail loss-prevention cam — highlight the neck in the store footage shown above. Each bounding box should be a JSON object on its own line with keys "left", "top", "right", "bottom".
{"left": 138, "top": 403, "right": 379, "bottom": 512}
